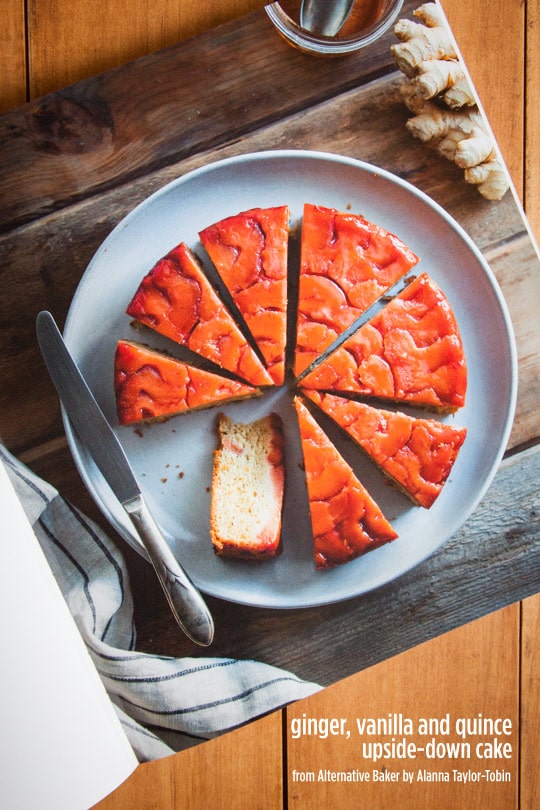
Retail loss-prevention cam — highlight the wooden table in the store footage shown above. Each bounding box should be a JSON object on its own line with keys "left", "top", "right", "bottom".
{"left": 1, "top": 1, "right": 539, "bottom": 807}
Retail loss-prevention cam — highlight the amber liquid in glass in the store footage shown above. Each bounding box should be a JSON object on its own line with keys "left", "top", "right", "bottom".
{"left": 278, "top": 0, "right": 387, "bottom": 39}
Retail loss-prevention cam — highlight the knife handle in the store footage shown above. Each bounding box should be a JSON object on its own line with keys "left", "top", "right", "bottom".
{"left": 124, "top": 494, "right": 214, "bottom": 647}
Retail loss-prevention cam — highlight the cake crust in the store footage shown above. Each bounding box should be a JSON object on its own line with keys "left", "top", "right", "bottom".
{"left": 114, "top": 340, "right": 260, "bottom": 425}
{"left": 126, "top": 241, "right": 274, "bottom": 387}
{"left": 303, "top": 390, "right": 467, "bottom": 508}
{"left": 294, "top": 203, "right": 419, "bottom": 377}
{"left": 300, "top": 272, "right": 467, "bottom": 413}
{"left": 199, "top": 206, "right": 289, "bottom": 385}
{"left": 294, "top": 397, "right": 397, "bottom": 569}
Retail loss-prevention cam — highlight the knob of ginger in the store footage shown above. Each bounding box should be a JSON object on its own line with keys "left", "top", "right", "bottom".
{"left": 391, "top": 2, "right": 509, "bottom": 201}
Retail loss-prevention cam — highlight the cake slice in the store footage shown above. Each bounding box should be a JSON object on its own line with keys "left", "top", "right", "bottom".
{"left": 294, "top": 203, "right": 419, "bottom": 376}
{"left": 199, "top": 205, "right": 289, "bottom": 385}
{"left": 126, "top": 241, "right": 274, "bottom": 387}
{"left": 294, "top": 397, "right": 397, "bottom": 570}
{"left": 210, "top": 413, "right": 285, "bottom": 559}
{"left": 303, "top": 391, "right": 467, "bottom": 508}
{"left": 300, "top": 272, "right": 467, "bottom": 412}
{"left": 114, "top": 340, "right": 260, "bottom": 426}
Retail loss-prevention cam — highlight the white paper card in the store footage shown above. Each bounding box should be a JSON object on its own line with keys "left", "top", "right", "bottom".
{"left": 0, "top": 461, "right": 137, "bottom": 810}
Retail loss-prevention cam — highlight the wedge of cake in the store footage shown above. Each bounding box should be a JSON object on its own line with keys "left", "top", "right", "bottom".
{"left": 210, "top": 412, "right": 285, "bottom": 559}
{"left": 114, "top": 340, "right": 260, "bottom": 426}
{"left": 294, "top": 203, "right": 419, "bottom": 376}
{"left": 294, "top": 397, "right": 397, "bottom": 569}
{"left": 303, "top": 391, "right": 467, "bottom": 508}
{"left": 199, "top": 205, "right": 289, "bottom": 385}
{"left": 126, "top": 241, "right": 274, "bottom": 387}
{"left": 300, "top": 272, "right": 467, "bottom": 412}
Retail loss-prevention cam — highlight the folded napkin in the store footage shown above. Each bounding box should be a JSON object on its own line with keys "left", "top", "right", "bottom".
{"left": 1, "top": 445, "right": 321, "bottom": 761}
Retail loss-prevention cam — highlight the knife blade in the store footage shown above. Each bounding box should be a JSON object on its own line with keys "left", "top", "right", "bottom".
{"left": 36, "top": 310, "right": 214, "bottom": 647}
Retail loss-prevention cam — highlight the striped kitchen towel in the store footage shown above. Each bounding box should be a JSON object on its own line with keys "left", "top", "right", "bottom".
{"left": 1, "top": 446, "right": 321, "bottom": 761}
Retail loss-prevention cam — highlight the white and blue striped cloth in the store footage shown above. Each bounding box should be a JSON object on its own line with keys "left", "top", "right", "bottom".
{"left": 1, "top": 446, "right": 320, "bottom": 761}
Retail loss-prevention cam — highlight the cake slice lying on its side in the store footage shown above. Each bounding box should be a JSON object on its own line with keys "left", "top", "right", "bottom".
{"left": 303, "top": 391, "right": 467, "bottom": 509}
{"left": 294, "top": 397, "right": 397, "bottom": 570}
{"left": 210, "top": 412, "right": 285, "bottom": 559}
{"left": 294, "top": 203, "right": 419, "bottom": 377}
{"left": 126, "top": 241, "right": 274, "bottom": 387}
{"left": 300, "top": 272, "right": 467, "bottom": 413}
{"left": 114, "top": 340, "right": 261, "bottom": 426}
{"left": 199, "top": 205, "right": 289, "bottom": 385}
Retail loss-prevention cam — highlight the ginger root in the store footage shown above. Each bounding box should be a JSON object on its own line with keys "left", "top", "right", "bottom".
{"left": 393, "top": 3, "right": 457, "bottom": 79}
{"left": 391, "top": 3, "right": 509, "bottom": 201}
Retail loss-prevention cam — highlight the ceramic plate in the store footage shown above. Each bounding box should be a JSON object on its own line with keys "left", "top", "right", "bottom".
{"left": 64, "top": 150, "right": 517, "bottom": 608}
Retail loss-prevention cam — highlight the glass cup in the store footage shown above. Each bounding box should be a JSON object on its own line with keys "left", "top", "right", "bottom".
{"left": 265, "top": 0, "right": 404, "bottom": 56}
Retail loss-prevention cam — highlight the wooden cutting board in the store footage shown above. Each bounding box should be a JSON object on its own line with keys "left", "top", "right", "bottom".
{"left": 0, "top": 0, "right": 538, "bottom": 681}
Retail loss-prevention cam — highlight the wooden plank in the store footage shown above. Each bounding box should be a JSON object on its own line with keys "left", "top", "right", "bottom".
{"left": 521, "top": 1, "right": 540, "bottom": 806}
{"left": 20, "top": 433, "right": 540, "bottom": 684}
{"left": 0, "top": 73, "right": 533, "bottom": 455}
{"left": 0, "top": 2, "right": 409, "bottom": 232}
{"left": 522, "top": 6, "right": 540, "bottom": 804}
{"left": 286, "top": 605, "right": 519, "bottom": 809}
{"left": 16, "top": 0, "right": 527, "bottom": 224}
{"left": 521, "top": 594, "right": 540, "bottom": 810}
{"left": 525, "top": 0, "right": 540, "bottom": 233}
{"left": 443, "top": 0, "right": 525, "bottom": 193}
{"left": 27, "top": 0, "right": 266, "bottom": 100}
{"left": 0, "top": 0, "right": 27, "bottom": 113}
{"left": 485, "top": 235, "right": 540, "bottom": 450}
{"left": 93, "top": 710, "right": 284, "bottom": 809}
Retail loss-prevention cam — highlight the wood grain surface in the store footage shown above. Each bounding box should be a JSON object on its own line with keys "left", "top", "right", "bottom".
{"left": 521, "top": 595, "right": 540, "bottom": 810}
{"left": 0, "top": 1, "right": 538, "bottom": 808}
{"left": 1, "top": 0, "right": 26, "bottom": 112}
{"left": 97, "top": 710, "right": 284, "bottom": 810}
{"left": 286, "top": 606, "right": 519, "bottom": 809}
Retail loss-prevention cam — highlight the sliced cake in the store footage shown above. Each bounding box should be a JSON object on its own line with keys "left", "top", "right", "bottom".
{"left": 303, "top": 391, "right": 467, "bottom": 508}
{"left": 300, "top": 272, "right": 467, "bottom": 412}
{"left": 294, "top": 203, "right": 419, "bottom": 376}
{"left": 294, "top": 397, "right": 397, "bottom": 570}
{"left": 210, "top": 412, "right": 285, "bottom": 559}
{"left": 114, "top": 340, "right": 260, "bottom": 426}
{"left": 126, "top": 241, "right": 274, "bottom": 387}
{"left": 199, "top": 205, "right": 289, "bottom": 385}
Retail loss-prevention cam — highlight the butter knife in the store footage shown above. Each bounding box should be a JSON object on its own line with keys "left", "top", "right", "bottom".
{"left": 36, "top": 311, "right": 214, "bottom": 647}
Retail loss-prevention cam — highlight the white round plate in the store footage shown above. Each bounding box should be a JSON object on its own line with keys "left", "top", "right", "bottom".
{"left": 64, "top": 150, "right": 517, "bottom": 609}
